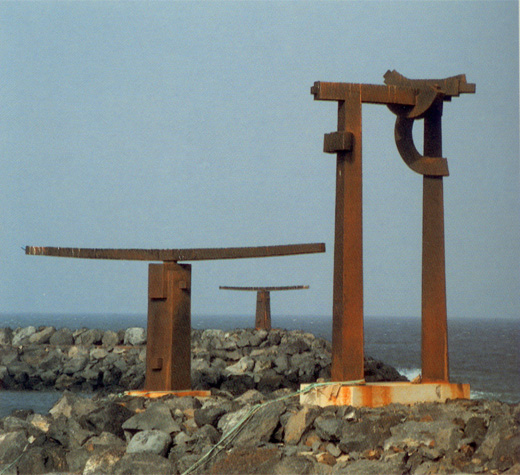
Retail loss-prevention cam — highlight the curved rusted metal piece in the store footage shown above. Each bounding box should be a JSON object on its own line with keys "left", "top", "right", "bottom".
{"left": 394, "top": 116, "right": 449, "bottom": 176}
{"left": 387, "top": 85, "right": 442, "bottom": 120}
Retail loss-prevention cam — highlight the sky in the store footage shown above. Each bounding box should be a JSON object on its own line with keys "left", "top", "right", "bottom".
{"left": 1, "top": 1, "right": 518, "bottom": 320}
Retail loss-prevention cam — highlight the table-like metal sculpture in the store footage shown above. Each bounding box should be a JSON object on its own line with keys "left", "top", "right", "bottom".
{"left": 302, "top": 71, "right": 475, "bottom": 406}
{"left": 26, "top": 243, "right": 325, "bottom": 391}
{"left": 219, "top": 285, "right": 309, "bottom": 330}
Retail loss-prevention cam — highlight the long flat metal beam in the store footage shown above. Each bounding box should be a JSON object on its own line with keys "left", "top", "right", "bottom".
{"left": 220, "top": 285, "right": 309, "bottom": 291}
{"left": 311, "top": 82, "right": 416, "bottom": 105}
{"left": 25, "top": 243, "right": 325, "bottom": 262}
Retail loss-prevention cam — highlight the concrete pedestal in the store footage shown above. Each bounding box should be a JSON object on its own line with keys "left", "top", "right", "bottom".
{"left": 300, "top": 381, "right": 470, "bottom": 408}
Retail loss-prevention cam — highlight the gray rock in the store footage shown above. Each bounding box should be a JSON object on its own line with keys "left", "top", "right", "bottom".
{"left": 231, "top": 401, "right": 285, "bottom": 447}
{"left": 0, "top": 328, "right": 12, "bottom": 345}
{"left": 80, "top": 402, "right": 134, "bottom": 439}
{"left": 63, "top": 350, "right": 89, "bottom": 374}
{"left": 333, "top": 458, "right": 404, "bottom": 474}
{"left": 49, "top": 328, "right": 74, "bottom": 346}
{"left": 193, "top": 424, "right": 221, "bottom": 445}
{"left": 490, "top": 434, "right": 520, "bottom": 472}
{"left": 384, "top": 420, "right": 461, "bottom": 454}
{"left": 235, "top": 389, "right": 266, "bottom": 406}
{"left": 122, "top": 401, "right": 180, "bottom": 434}
{"left": 15, "top": 445, "right": 68, "bottom": 474}
{"left": 226, "top": 356, "right": 255, "bottom": 375}
{"left": 102, "top": 330, "right": 120, "bottom": 348}
{"left": 0, "top": 430, "right": 28, "bottom": 464}
{"left": 66, "top": 447, "right": 92, "bottom": 473}
{"left": 194, "top": 405, "right": 227, "bottom": 428}
{"left": 75, "top": 328, "right": 103, "bottom": 346}
{"left": 124, "top": 327, "right": 146, "bottom": 346}
{"left": 218, "top": 406, "right": 252, "bottom": 435}
{"left": 28, "top": 326, "right": 56, "bottom": 344}
{"left": 208, "top": 446, "right": 281, "bottom": 474}
{"left": 85, "top": 431, "right": 127, "bottom": 451}
{"left": 83, "top": 447, "right": 125, "bottom": 475}
{"left": 273, "top": 455, "right": 316, "bottom": 474}
{"left": 314, "top": 414, "right": 344, "bottom": 442}
{"left": 114, "top": 452, "right": 175, "bottom": 475}
{"left": 284, "top": 406, "right": 320, "bottom": 445}
{"left": 178, "top": 453, "right": 204, "bottom": 473}
{"left": 164, "top": 396, "right": 202, "bottom": 412}
{"left": 127, "top": 429, "right": 172, "bottom": 456}
{"left": 464, "top": 416, "right": 488, "bottom": 446}
{"left": 12, "top": 326, "right": 37, "bottom": 346}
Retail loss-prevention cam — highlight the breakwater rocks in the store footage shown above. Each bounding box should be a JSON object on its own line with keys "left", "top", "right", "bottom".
{"left": 1, "top": 389, "right": 519, "bottom": 474}
{"left": 0, "top": 326, "right": 405, "bottom": 393}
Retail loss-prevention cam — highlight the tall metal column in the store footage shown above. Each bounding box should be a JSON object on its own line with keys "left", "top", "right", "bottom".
{"left": 332, "top": 87, "right": 365, "bottom": 382}
{"left": 421, "top": 101, "right": 449, "bottom": 382}
{"left": 255, "top": 290, "right": 271, "bottom": 330}
{"left": 146, "top": 262, "right": 192, "bottom": 390}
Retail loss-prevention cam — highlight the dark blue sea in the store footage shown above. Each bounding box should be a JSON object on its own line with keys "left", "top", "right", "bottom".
{"left": 0, "top": 313, "right": 518, "bottom": 417}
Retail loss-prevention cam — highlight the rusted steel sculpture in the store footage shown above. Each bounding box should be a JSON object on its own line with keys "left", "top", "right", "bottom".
{"left": 26, "top": 243, "right": 324, "bottom": 391}
{"left": 219, "top": 285, "right": 309, "bottom": 330}
{"left": 312, "top": 71, "right": 475, "bottom": 383}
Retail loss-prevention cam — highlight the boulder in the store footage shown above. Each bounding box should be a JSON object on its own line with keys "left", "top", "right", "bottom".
{"left": 284, "top": 405, "right": 320, "bottom": 445}
{"left": 0, "top": 328, "right": 12, "bottom": 345}
{"left": 122, "top": 402, "right": 180, "bottom": 434}
{"left": 314, "top": 414, "right": 344, "bottom": 442}
{"left": 0, "top": 430, "right": 28, "bottom": 464}
{"left": 75, "top": 328, "right": 103, "bottom": 346}
{"left": 126, "top": 429, "right": 172, "bottom": 456}
{"left": 102, "top": 330, "right": 121, "bottom": 348}
{"left": 83, "top": 447, "right": 125, "bottom": 475}
{"left": 124, "top": 328, "right": 146, "bottom": 346}
{"left": 12, "top": 326, "right": 36, "bottom": 346}
{"left": 114, "top": 452, "right": 175, "bottom": 475}
{"left": 209, "top": 446, "right": 282, "bottom": 475}
{"left": 80, "top": 402, "right": 134, "bottom": 439}
{"left": 28, "top": 326, "right": 55, "bottom": 345}
{"left": 231, "top": 401, "right": 285, "bottom": 447}
{"left": 49, "top": 328, "right": 74, "bottom": 346}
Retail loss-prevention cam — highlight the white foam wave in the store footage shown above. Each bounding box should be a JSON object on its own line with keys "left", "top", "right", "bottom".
{"left": 396, "top": 367, "right": 421, "bottom": 381}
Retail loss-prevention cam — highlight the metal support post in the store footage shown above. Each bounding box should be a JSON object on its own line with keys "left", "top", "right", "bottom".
{"left": 332, "top": 88, "right": 365, "bottom": 382}
{"left": 421, "top": 101, "right": 449, "bottom": 382}
{"left": 146, "top": 262, "right": 192, "bottom": 391}
{"left": 255, "top": 290, "right": 271, "bottom": 330}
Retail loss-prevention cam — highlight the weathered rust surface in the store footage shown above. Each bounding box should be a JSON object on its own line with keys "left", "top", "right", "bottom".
{"left": 311, "top": 81, "right": 416, "bottom": 105}
{"left": 421, "top": 101, "right": 449, "bottom": 382}
{"left": 219, "top": 285, "right": 309, "bottom": 291}
{"left": 312, "top": 71, "right": 474, "bottom": 388}
{"left": 26, "top": 243, "right": 324, "bottom": 391}
{"left": 255, "top": 290, "right": 271, "bottom": 330}
{"left": 145, "top": 262, "right": 192, "bottom": 391}
{"left": 300, "top": 382, "right": 470, "bottom": 408}
{"left": 220, "top": 285, "right": 309, "bottom": 330}
{"left": 25, "top": 243, "right": 325, "bottom": 262}
{"left": 394, "top": 115, "right": 450, "bottom": 176}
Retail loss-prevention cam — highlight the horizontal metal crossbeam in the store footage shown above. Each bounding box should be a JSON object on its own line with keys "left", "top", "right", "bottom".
{"left": 25, "top": 243, "right": 325, "bottom": 262}
{"left": 220, "top": 285, "right": 309, "bottom": 291}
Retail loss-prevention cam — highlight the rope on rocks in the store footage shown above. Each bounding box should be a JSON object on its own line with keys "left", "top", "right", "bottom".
{"left": 181, "top": 379, "right": 365, "bottom": 475}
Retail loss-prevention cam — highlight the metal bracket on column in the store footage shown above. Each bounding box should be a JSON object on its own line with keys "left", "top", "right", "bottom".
{"left": 394, "top": 115, "right": 449, "bottom": 176}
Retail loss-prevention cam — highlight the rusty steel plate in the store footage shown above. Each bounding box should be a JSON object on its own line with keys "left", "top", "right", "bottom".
{"left": 25, "top": 243, "right": 325, "bottom": 262}
{"left": 219, "top": 285, "right": 309, "bottom": 291}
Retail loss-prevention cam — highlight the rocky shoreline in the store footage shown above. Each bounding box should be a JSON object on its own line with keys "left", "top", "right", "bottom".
{"left": 0, "top": 326, "right": 518, "bottom": 474}
{"left": 0, "top": 326, "right": 405, "bottom": 393}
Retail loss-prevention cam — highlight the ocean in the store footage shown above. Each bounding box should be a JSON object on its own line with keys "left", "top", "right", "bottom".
{"left": 0, "top": 313, "right": 518, "bottom": 417}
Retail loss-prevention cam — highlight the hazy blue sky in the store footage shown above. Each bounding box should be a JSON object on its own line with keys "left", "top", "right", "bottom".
{"left": 1, "top": 1, "right": 518, "bottom": 320}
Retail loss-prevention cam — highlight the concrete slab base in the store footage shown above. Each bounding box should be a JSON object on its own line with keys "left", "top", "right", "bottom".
{"left": 300, "top": 381, "right": 470, "bottom": 407}
{"left": 125, "top": 390, "right": 211, "bottom": 399}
